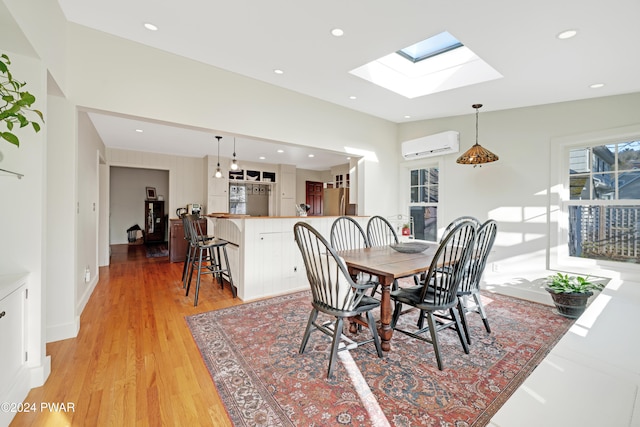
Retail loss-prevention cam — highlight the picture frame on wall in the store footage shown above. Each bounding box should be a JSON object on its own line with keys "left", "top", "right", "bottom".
{"left": 146, "top": 187, "right": 157, "bottom": 200}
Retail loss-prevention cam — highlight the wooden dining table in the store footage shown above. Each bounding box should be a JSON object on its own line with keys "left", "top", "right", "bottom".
{"left": 338, "top": 242, "right": 440, "bottom": 352}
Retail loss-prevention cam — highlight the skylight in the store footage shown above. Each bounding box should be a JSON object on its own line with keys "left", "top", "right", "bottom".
{"left": 397, "top": 31, "right": 463, "bottom": 63}
{"left": 349, "top": 31, "right": 503, "bottom": 99}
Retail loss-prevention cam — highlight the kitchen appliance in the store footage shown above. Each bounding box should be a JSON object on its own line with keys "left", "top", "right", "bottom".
{"left": 176, "top": 207, "right": 188, "bottom": 217}
{"left": 323, "top": 187, "right": 349, "bottom": 216}
{"left": 187, "top": 203, "right": 201, "bottom": 215}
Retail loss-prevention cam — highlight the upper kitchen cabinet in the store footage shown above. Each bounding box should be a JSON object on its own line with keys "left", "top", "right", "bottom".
{"left": 262, "top": 171, "right": 276, "bottom": 183}
{"left": 227, "top": 169, "right": 276, "bottom": 183}
{"left": 208, "top": 155, "right": 228, "bottom": 214}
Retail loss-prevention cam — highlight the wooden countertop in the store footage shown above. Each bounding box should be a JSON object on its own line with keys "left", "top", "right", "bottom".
{"left": 206, "top": 214, "right": 366, "bottom": 219}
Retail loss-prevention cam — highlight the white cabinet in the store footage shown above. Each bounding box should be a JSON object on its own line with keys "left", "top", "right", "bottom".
{"left": 279, "top": 164, "right": 296, "bottom": 216}
{"left": 207, "top": 155, "right": 229, "bottom": 213}
{"left": 0, "top": 274, "right": 28, "bottom": 427}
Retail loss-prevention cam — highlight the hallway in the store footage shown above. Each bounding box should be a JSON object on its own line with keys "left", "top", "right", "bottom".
{"left": 11, "top": 245, "right": 241, "bottom": 426}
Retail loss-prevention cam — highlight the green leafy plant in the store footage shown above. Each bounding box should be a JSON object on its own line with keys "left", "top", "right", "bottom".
{"left": 546, "top": 273, "right": 604, "bottom": 294}
{"left": 0, "top": 53, "right": 44, "bottom": 147}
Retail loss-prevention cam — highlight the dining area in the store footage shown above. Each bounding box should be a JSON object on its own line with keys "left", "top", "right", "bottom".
{"left": 293, "top": 214, "right": 498, "bottom": 377}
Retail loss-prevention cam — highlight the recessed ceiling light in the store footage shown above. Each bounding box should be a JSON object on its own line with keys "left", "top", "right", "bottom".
{"left": 277, "top": 149, "right": 284, "bottom": 153}
{"left": 144, "top": 23, "right": 158, "bottom": 31}
{"left": 259, "top": 156, "right": 266, "bottom": 160}
{"left": 331, "top": 28, "right": 344, "bottom": 37}
{"left": 308, "top": 154, "right": 315, "bottom": 158}
{"left": 590, "top": 83, "right": 605, "bottom": 89}
{"left": 557, "top": 29, "right": 577, "bottom": 39}
{"left": 273, "top": 69, "right": 284, "bottom": 75}
{"left": 135, "top": 129, "right": 143, "bottom": 133}
{"left": 404, "top": 115, "right": 411, "bottom": 119}
{"left": 349, "top": 95, "right": 357, "bottom": 100}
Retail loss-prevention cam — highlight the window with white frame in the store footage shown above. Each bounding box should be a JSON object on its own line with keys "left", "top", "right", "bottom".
{"left": 566, "top": 140, "right": 640, "bottom": 263}
{"left": 409, "top": 167, "right": 438, "bottom": 241}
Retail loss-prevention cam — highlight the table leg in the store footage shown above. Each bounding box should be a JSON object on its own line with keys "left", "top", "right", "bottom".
{"left": 378, "top": 279, "right": 393, "bottom": 352}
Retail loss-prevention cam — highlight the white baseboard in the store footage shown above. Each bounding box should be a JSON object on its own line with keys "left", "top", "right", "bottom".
{"left": 46, "top": 317, "right": 80, "bottom": 343}
{"left": 46, "top": 273, "right": 98, "bottom": 343}
{"left": 0, "top": 366, "right": 30, "bottom": 427}
{"left": 0, "top": 355, "right": 50, "bottom": 427}
{"left": 76, "top": 273, "right": 99, "bottom": 315}
{"left": 30, "top": 355, "right": 51, "bottom": 388}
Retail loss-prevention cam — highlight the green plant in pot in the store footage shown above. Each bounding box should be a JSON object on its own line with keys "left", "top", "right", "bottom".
{"left": 0, "top": 53, "right": 44, "bottom": 147}
{"left": 545, "top": 273, "right": 604, "bottom": 319}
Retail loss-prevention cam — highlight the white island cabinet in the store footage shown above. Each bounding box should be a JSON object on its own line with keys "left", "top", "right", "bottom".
{"left": 207, "top": 216, "right": 369, "bottom": 301}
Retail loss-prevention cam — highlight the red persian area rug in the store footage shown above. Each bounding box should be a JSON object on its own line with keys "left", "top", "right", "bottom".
{"left": 186, "top": 290, "right": 573, "bottom": 426}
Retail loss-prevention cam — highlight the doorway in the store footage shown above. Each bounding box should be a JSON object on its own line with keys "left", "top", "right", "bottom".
{"left": 305, "top": 181, "right": 323, "bottom": 216}
{"left": 109, "top": 166, "right": 169, "bottom": 245}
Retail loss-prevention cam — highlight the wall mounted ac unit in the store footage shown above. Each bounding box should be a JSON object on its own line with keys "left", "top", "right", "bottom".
{"left": 401, "top": 131, "right": 459, "bottom": 160}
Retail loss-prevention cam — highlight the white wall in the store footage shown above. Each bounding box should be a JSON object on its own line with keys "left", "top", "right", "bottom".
{"left": 45, "top": 93, "right": 77, "bottom": 342}
{"left": 397, "top": 93, "right": 640, "bottom": 289}
{"left": 0, "top": 50, "right": 50, "bottom": 393}
{"left": 108, "top": 148, "right": 205, "bottom": 214}
{"left": 76, "top": 112, "right": 105, "bottom": 316}
{"left": 295, "top": 169, "right": 332, "bottom": 206}
{"left": 64, "top": 23, "right": 399, "bottom": 217}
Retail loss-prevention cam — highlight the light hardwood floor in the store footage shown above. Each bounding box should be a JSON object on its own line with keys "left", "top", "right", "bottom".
{"left": 11, "top": 244, "right": 242, "bottom": 426}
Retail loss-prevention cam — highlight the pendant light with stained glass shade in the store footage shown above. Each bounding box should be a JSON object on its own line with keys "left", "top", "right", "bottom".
{"left": 456, "top": 104, "right": 499, "bottom": 167}
{"left": 214, "top": 135, "right": 222, "bottom": 178}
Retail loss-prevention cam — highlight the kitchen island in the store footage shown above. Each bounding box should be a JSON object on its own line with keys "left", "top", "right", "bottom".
{"left": 206, "top": 215, "right": 369, "bottom": 301}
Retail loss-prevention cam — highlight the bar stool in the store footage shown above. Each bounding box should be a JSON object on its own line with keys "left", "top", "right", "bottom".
{"left": 184, "top": 215, "right": 237, "bottom": 305}
{"left": 181, "top": 214, "right": 215, "bottom": 288}
{"left": 180, "top": 214, "right": 193, "bottom": 285}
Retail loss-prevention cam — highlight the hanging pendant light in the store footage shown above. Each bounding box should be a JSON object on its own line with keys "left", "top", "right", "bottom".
{"left": 214, "top": 136, "right": 222, "bottom": 178}
{"left": 456, "top": 104, "right": 499, "bottom": 167}
{"left": 230, "top": 137, "right": 238, "bottom": 170}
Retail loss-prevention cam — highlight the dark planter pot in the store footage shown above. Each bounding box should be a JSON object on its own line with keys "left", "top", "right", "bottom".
{"left": 545, "top": 288, "right": 593, "bottom": 319}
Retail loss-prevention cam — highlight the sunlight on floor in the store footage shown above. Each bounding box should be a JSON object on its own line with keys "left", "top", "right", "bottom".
{"left": 520, "top": 385, "right": 547, "bottom": 404}
{"left": 338, "top": 350, "right": 391, "bottom": 427}
{"left": 570, "top": 294, "right": 611, "bottom": 337}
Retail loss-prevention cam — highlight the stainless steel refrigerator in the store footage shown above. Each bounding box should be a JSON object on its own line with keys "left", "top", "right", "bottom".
{"left": 229, "top": 183, "right": 270, "bottom": 216}
{"left": 323, "top": 187, "right": 349, "bottom": 216}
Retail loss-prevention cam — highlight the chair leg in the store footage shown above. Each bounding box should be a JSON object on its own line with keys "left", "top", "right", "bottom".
{"left": 366, "top": 311, "right": 383, "bottom": 358}
{"left": 327, "top": 317, "right": 344, "bottom": 378}
{"left": 390, "top": 301, "right": 403, "bottom": 329}
{"left": 369, "top": 283, "right": 379, "bottom": 298}
{"left": 193, "top": 248, "right": 204, "bottom": 306}
{"left": 212, "top": 246, "right": 223, "bottom": 288}
{"left": 220, "top": 245, "right": 237, "bottom": 298}
{"left": 425, "top": 312, "right": 444, "bottom": 370}
{"left": 299, "top": 308, "right": 318, "bottom": 354}
{"left": 457, "top": 298, "right": 472, "bottom": 345}
{"left": 185, "top": 250, "right": 195, "bottom": 296}
{"left": 416, "top": 309, "right": 425, "bottom": 329}
{"left": 181, "top": 245, "right": 190, "bottom": 285}
{"left": 472, "top": 292, "right": 491, "bottom": 333}
{"left": 450, "top": 307, "right": 470, "bottom": 354}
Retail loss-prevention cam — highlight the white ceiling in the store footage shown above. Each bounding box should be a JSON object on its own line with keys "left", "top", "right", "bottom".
{"left": 44, "top": 1, "right": 640, "bottom": 167}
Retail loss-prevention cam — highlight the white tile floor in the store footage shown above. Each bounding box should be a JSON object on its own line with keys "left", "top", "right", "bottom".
{"left": 488, "top": 277, "right": 640, "bottom": 427}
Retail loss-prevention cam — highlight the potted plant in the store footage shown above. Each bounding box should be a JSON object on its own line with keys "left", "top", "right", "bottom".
{"left": 401, "top": 223, "right": 411, "bottom": 236}
{"left": 0, "top": 53, "right": 44, "bottom": 147}
{"left": 545, "top": 273, "right": 604, "bottom": 319}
